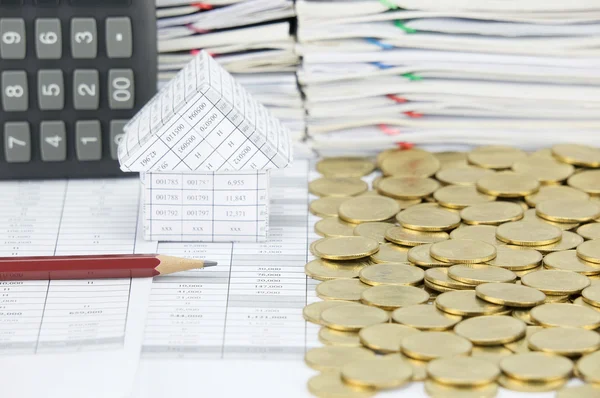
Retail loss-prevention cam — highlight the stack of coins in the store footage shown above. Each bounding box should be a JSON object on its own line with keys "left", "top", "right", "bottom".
{"left": 304, "top": 144, "right": 600, "bottom": 397}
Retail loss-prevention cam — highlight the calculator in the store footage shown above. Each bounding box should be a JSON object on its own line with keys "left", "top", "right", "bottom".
{"left": 0, "top": 0, "right": 157, "bottom": 179}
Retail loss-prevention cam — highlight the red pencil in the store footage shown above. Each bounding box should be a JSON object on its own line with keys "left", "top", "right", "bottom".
{"left": 0, "top": 254, "right": 217, "bottom": 281}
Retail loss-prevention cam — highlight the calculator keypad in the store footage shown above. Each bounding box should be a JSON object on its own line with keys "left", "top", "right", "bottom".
{"left": 106, "top": 17, "right": 132, "bottom": 59}
{"left": 73, "top": 69, "right": 99, "bottom": 110}
{"left": 35, "top": 18, "right": 62, "bottom": 59}
{"left": 4, "top": 122, "right": 31, "bottom": 163}
{"left": 1, "top": 71, "right": 28, "bottom": 111}
{"left": 75, "top": 120, "right": 102, "bottom": 161}
{"left": 0, "top": 18, "right": 26, "bottom": 59}
{"left": 40, "top": 121, "right": 66, "bottom": 162}
{"left": 108, "top": 69, "right": 134, "bottom": 109}
{"left": 71, "top": 18, "right": 97, "bottom": 59}
{"left": 37, "top": 70, "right": 64, "bottom": 110}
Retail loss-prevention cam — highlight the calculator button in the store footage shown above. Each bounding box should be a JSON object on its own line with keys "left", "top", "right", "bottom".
{"left": 4, "top": 122, "right": 30, "bottom": 163}
{"left": 73, "top": 70, "right": 99, "bottom": 110}
{"left": 71, "top": 18, "right": 97, "bottom": 59}
{"left": 105, "top": 17, "right": 132, "bottom": 59}
{"left": 35, "top": 18, "right": 62, "bottom": 59}
{"left": 75, "top": 120, "right": 102, "bottom": 161}
{"left": 109, "top": 120, "right": 127, "bottom": 160}
{"left": 38, "top": 70, "right": 64, "bottom": 110}
{"left": 0, "top": 19, "right": 26, "bottom": 60}
{"left": 1, "top": 71, "right": 28, "bottom": 111}
{"left": 108, "top": 69, "right": 134, "bottom": 109}
{"left": 40, "top": 121, "right": 66, "bottom": 162}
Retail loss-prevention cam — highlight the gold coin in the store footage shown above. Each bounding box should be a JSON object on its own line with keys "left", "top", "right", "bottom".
{"left": 454, "top": 315, "right": 526, "bottom": 346}
{"left": 576, "top": 351, "right": 600, "bottom": 384}
{"left": 544, "top": 294, "right": 570, "bottom": 303}
{"left": 525, "top": 185, "right": 590, "bottom": 207}
{"left": 360, "top": 285, "right": 429, "bottom": 310}
{"left": 577, "top": 239, "right": 600, "bottom": 264}
{"left": 531, "top": 303, "right": 600, "bottom": 329}
{"left": 434, "top": 185, "right": 496, "bottom": 209}
{"left": 511, "top": 309, "right": 536, "bottom": 326}
{"left": 531, "top": 148, "right": 554, "bottom": 159}
{"left": 384, "top": 226, "right": 449, "bottom": 246}
{"left": 318, "top": 327, "right": 361, "bottom": 347}
{"left": 370, "top": 242, "right": 409, "bottom": 264}
{"left": 512, "top": 157, "right": 574, "bottom": 185}
{"left": 358, "top": 323, "right": 420, "bottom": 353}
{"left": 577, "top": 223, "right": 600, "bottom": 240}
{"left": 513, "top": 266, "right": 542, "bottom": 278}
{"left": 470, "top": 345, "right": 513, "bottom": 365}
{"left": 396, "top": 205, "right": 462, "bottom": 231}
{"left": 358, "top": 263, "right": 424, "bottom": 286}
{"left": 314, "top": 217, "right": 357, "bottom": 238}
{"left": 536, "top": 199, "right": 600, "bottom": 223}
{"left": 426, "top": 356, "right": 500, "bottom": 387}
{"left": 377, "top": 176, "right": 440, "bottom": 200}
{"left": 504, "top": 326, "right": 544, "bottom": 353}
{"left": 310, "top": 238, "right": 325, "bottom": 256}
{"left": 303, "top": 300, "right": 355, "bottom": 324}
{"left": 574, "top": 296, "right": 600, "bottom": 311}
{"left": 434, "top": 151, "right": 469, "bottom": 170}
{"left": 313, "top": 236, "right": 380, "bottom": 260}
{"left": 380, "top": 148, "right": 440, "bottom": 177}
{"left": 521, "top": 270, "right": 590, "bottom": 295}
{"left": 582, "top": 285, "right": 600, "bottom": 307}
{"left": 552, "top": 143, "right": 600, "bottom": 168}
{"left": 532, "top": 231, "right": 584, "bottom": 254}
{"left": 316, "top": 157, "right": 376, "bottom": 178}
{"left": 557, "top": 383, "right": 600, "bottom": 398}
{"left": 543, "top": 250, "right": 600, "bottom": 275}
{"left": 499, "top": 374, "right": 568, "bottom": 392}
{"left": 460, "top": 202, "right": 524, "bottom": 225}
{"left": 408, "top": 244, "right": 455, "bottom": 268}
{"left": 496, "top": 220, "right": 562, "bottom": 246}
{"left": 528, "top": 327, "right": 600, "bottom": 357}
{"left": 486, "top": 245, "right": 542, "bottom": 271}
{"left": 338, "top": 195, "right": 400, "bottom": 224}
{"left": 307, "top": 372, "right": 375, "bottom": 398}
{"left": 376, "top": 148, "right": 398, "bottom": 168}
{"left": 310, "top": 197, "right": 349, "bottom": 218}
{"left": 447, "top": 264, "right": 517, "bottom": 285}
{"left": 450, "top": 225, "right": 503, "bottom": 246}
{"left": 425, "top": 279, "right": 462, "bottom": 293}
{"left": 500, "top": 352, "right": 573, "bottom": 382}
{"left": 309, "top": 177, "right": 369, "bottom": 197}
{"left": 394, "top": 197, "right": 423, "bottom": 209}
{"left": 476, "top": 172, "right": 540, "bottom": 198}
{"left": 523, "top": 208, "right": 580, "bottom": 231}
{"left": 401, "top": 354, "right": 428, "bottom": 381}
{"left": 401, "top": 331, "right": 472, "bottom": 360}
{"left": 435, "top": 290, "right": 506, "bottom": 316}
{"left": 353, "top": 222, "right": 393, "bottom": 244}
{"left": 316, "top": 279, "right": 371, "bottom": 301}
{"left": 341, "top": 355, "right": 413, "bottom": 389}
{"left": 568, "top": 169, "right": 600, "bottom": 195}
{"left": 430, "top": 239, "right": 497, "bottom": 264}
{"left": 304, "top": 346, "right": 376, "bottom": 372}
{"left": 320, "top": 303, "right": 389, "bottom": 332}
{"left": 435, "top": 166, "right": 495, "bottom": 186}
{"left": 475, "top": 282, "right": 546, "bottom": 307}
{"left": 305, "top": 258, "right": 369, "bottom": 281}
{"left": 424, "top": 379, "right": 498, "bottom": 398}
{"left": 391, "top": 304, "right": 462, "bottom": 331}
{"left": 467, "top": 145, "right": 527, "bottom": 170}
{"left": 424, "top": 268, "right": 473, "bottom": 290}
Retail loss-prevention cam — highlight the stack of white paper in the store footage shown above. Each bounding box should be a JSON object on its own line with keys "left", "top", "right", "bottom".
{"left": 156, "top": 0, "right": 305, "bottom": 140}
{"left": 296, "top": 0, "right": 600, "bottom": 153}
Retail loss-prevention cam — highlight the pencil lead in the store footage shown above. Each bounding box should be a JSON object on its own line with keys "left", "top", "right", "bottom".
{"left": 203, "top": 260, "right": 218, "bottom": 267}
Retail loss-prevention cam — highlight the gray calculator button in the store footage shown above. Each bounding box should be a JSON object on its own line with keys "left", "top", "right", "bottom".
{"left": 38, "top": 70, "right": 64, "bottom": 110}
{"left": 4, "top": 122, "right": 30, "bottom": 163}
{"left": 1, "top": 71, "right": 28, "bottom": 111}
{"left": 40, "top": 121, "right": 66, "bottom": 162}
{"left": 108, "top": 69, "right": 134, "bottom": 109}
{"left": 109, "top": 120, "right": 127, "bottom": 160}
{"left": 0, "top": 19, "right": 26, "bottom": 59}
{"left": 106, "top": 17, "right": 132, "bottom": 58}
{"left": 75, "top": 120, "right": 102, "bottom": 161}
{"left": 73, "top": 70, "right": 99, "bottom": 110}
{"left": 35, "top": 18, "right": 62, "bottom": 59}
{"left": 71, "top": 18, "right": 97, "bottom": 59}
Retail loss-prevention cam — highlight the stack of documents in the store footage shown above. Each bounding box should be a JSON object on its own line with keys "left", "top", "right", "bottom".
{"left": 296, "top": 0, "right": 600, "bottom": 153}
{"left": 156, "top": 0, "right": 305, "bottom": 140}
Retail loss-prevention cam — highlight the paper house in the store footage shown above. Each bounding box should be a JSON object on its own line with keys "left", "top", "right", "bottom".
{"left": 117, "top": 51, "right": 293, "bottom": 242}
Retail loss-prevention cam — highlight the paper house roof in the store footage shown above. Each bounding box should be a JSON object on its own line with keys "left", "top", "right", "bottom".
{"left": 117, "top": 51, "right": 293, "bottom": 173}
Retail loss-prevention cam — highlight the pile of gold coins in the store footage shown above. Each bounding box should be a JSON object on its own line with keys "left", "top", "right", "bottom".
{"left": 304, "top": 144, "right": 600, "bottom": 398}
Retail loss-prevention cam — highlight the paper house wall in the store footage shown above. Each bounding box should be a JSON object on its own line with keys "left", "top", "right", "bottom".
{"left": 117, "top": 51, "right": 292, "bottom": 242}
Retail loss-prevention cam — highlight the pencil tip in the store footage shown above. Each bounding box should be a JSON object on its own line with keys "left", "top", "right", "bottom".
{"left": 204, "top": 260, "right": 218, "bottom": 267}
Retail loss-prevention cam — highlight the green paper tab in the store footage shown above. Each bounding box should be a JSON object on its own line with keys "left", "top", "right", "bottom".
{"left": 394, "top": 20, "right": 417, "bottom": 33}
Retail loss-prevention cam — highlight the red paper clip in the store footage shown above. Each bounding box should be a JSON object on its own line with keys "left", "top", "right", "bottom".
{"left": 386, "top": 94, "right": 407, "bottom": 103}
{"left": 187, "top": 24, "right": 210, "bottom": 34}
{"left": 404, "top": 111, "right": 423, "bottom": 118}
{"left": 192, "top": 2, "right": 213, "bottom": 10}
{"left": 378, "top": 124, "right": 414, "bottom": 149}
